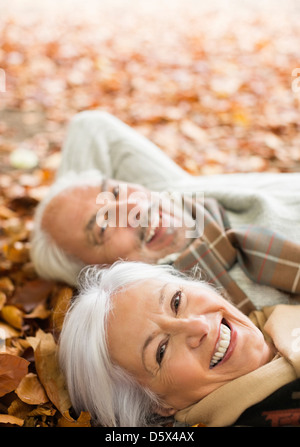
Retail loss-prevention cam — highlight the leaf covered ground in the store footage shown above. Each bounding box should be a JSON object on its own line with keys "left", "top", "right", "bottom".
{"left": 0, "top": 0, "right": 300, "bottom": 427}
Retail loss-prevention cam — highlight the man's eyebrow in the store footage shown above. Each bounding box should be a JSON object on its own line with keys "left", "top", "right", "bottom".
{"left": 101, "top": 177, "right": 108, "bottom": 192}
{"left": 141, "top": 282, "right": 169, "bottom": 376}
{"left": 84, "top": 179, "right": 108, "bottom": 246}
{"left": 85, "top": 213, "right": 98, "bottom": 245}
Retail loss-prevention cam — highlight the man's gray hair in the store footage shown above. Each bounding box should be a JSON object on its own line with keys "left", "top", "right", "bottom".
{"left": 58, "top": 261, "right": 202, "bottom": 427}
{"left": 30, "top": 170, "right": 104, "bottom": 286}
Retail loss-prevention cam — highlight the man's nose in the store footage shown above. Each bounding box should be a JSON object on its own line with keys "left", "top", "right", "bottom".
{"left": 115, "top": 198, "right": 150, "bottom": 227}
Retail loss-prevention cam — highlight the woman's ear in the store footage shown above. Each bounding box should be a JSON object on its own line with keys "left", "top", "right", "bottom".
{"left": 154, "top": 404, "right": 177, "bottom": 417}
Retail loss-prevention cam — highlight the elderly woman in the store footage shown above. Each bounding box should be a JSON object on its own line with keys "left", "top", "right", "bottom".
{"left": 58, "top": 261, "right": 300, "bottom": 427}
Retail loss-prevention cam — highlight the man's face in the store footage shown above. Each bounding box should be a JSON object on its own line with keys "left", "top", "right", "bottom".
{"left": 42, "top": 179, "right": 195, "bottom": 265}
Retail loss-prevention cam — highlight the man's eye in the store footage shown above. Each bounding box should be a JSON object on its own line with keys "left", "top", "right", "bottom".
{"left": 156, "top": 341, "right": 168, "bottom": 365}
{"left": 113, "top": 186, "right": 119, "bottom": 198}
{"left": 171, "top": 290, "right": 182, "bottom": 314}
{"left": 101, "top": 221, "right": 108, "bottom": 234}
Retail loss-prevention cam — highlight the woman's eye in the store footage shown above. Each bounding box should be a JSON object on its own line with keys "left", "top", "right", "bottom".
{"left": 171, "top": 290, "right": 182, "bottom": 314}
{"left": 156, "top": 341, "right": 168, "bottom": 365}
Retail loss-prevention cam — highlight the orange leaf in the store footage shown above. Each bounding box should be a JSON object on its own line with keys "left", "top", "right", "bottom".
{"left": 0, "top": 353, "right": 29, "bottom": 397}
{"left": 15, "top": 373, "right": 49, "bottom": 405}
{"left": 3, "top": 241, "right": 30, "bottom": 264}
{"left": 58, "top": 410, "right": 91, "bottom": 427}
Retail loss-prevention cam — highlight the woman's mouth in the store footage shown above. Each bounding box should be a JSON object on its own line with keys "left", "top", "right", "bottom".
{"left": 209, "top": 320, "right": 231, "bottom": 369}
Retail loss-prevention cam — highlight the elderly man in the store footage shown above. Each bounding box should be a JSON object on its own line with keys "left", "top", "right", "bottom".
{"left": 30, "top": 110, "right": 300, "bottom": 311}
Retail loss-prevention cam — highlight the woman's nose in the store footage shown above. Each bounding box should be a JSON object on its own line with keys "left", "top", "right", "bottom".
{"left": 172, "top": 316, "right": 209, "bottom": 349}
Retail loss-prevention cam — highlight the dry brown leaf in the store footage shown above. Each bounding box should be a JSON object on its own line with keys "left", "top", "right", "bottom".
{"left": 27, "top": 405, "right": 56, "bottom": 417}
{"left": 0, "top": 353, "right": 29, "bottom": 397}
{"left": 25, "top": 303, "right": 51, "bottom": 320}
{"left": 0, "top": 277, "right": 14, "bottom": 296}
{"left": 52, "top": 287, "right": 73, "bottom": 334}
{"left": 1, "top": 305, "right": 24, "bottom": 330}
{"left": 3, "top": 241, "right": 30, "bottom": 264}
{"left": 10, "top": 279, "right": 54, "bottom": 313}
{"left": 0, "top": 414, "right": 24, "bottom": 426}
{"left": 8, "top": 396, "right": 32, "bottom": 419}
{"left": 0, "top": 321, "right": 20, "bottom": 339}
{"left": 28, "top": 329, "right": 71, "bottom": 414}
{"left": 15, "top": 372, "right": 49, "bottom": 405}
{"left": 0, "top": 292, "right": 6, "bottom": 311}
{"left": 0, "top": 206, "right": 16, "bottom": 219}
{"left": 58, "top": 410, "right": 91, "bottom": 427}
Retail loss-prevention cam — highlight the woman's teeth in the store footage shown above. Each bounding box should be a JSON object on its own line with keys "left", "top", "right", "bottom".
{"left": 210, "top": 323, "right": 231, "bottom": 368}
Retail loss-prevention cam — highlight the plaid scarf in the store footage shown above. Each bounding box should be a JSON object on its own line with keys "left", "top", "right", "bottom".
{"left": 172, "top": 197, "right": 300, "bottom": 314}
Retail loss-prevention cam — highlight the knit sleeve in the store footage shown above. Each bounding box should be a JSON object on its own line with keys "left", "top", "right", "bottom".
{"left": 56, "top": 110, "right": 189, "bottom": 190}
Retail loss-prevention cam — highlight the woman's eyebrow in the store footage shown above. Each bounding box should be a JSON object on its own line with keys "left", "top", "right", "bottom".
{"left": 141, "top": 282, "right": 169, "bottom": 375}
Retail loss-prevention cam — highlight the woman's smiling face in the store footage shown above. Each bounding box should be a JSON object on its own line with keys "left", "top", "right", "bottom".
{"left": 107, "top": 279, "right": 274, "bottom": 413}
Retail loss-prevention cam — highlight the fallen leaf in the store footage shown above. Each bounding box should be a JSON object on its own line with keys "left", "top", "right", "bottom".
{"left": 10, "top": 279, "right": 54, "bottom": 313}
{"left": 1, "top": 305, "right": 24, "bottom": 330}
{"left": 25, "top": 303, "right": 51, "bottom": 320}
{"left": 52, "top": 287, "right": 73, "bottom": 335}
{"left": 28, "top": 329, "right": 71, "bottom": 414}
{"left": 3, "top": 241, "right": 30, "bottom": 264}
{"left": 0, "top": 292, "right": 6, "bottom": 311}
{"left": 58, "top": 410, "right": 91, "bottom": 427}
{"left": 15, "top": 372, "right": 49, "bottom": 405}
{"left": 0, "top": 206, "right": 16, "bottom": 219}
{"left": 0, "top": 321, "right": 20, "bottom": 339}
{"left": 27, "top": 405, "right": 56, "bottom": 417}
{"left": 0, "top": 353, "right": 29, "bottom": 397}
{"left": 0, "top": 277, "right": 14, "bottom": 296}
{"left": 8, "top": 396, "right": 32, "bottom": 419}
{"left": 0, "top": 414, "right": 24, "bottom": 426}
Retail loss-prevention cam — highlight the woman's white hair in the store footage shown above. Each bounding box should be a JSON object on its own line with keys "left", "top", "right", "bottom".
{"left": 58, "top": 260, "right": 208, "bottom": 427}
{"left": 30, "top": 170, "right": 104, "bottom": 286}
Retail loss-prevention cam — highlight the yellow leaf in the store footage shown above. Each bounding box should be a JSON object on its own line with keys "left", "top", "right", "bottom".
{"left": 1, "top": 305, "right": 24, "bottom": 330}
